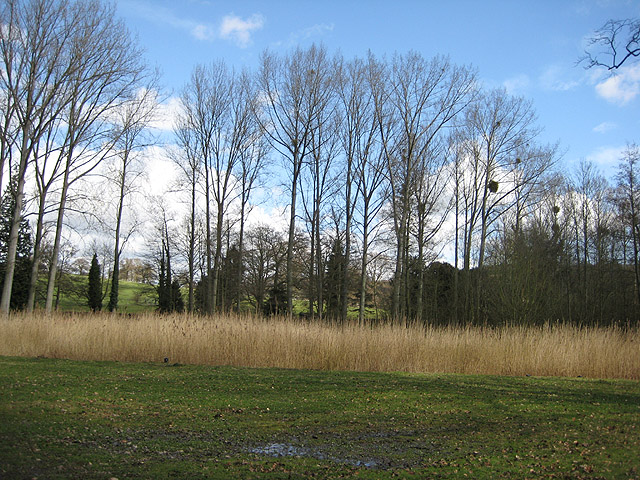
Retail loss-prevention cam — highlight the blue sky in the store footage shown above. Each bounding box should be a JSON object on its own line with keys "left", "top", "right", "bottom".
{"left": 117, "top": 0, "right": 640, "bottom": 180}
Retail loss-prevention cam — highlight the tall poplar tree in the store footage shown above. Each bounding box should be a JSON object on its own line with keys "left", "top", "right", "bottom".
{"left": 257, "top": 44, "right": 335, "bottom": 316}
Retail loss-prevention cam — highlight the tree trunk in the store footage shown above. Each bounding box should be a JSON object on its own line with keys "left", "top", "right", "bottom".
{"left": 212, "top": 200, "right": 224, "bottom": 313}
{"left": 108, "top": 156, "right": 128, "bottom": 312}
{"left": 342, "top": 160, "right": 353, "bottom": 322}
{"left": 237, "top": 197, "right": 246, "bottom": 313}
{"left": 308, "top": 206, "right": 316, "bottom": 317}
{"left": 45, "top": 158, "right": 71, "bottom": 313}
{"left": 188, "top": 172, "right": 196, "bottom": 312}
{"left": 392, "top": 228, "right": 403, "bottom": 321}
{"left": 0, "top": 127, "right": 30, "bottom": 314}
{"left": 452, "top": 165, "right": 460, "bottom": 326}
{"left": 358, "top": 199, "right": 371, "bottom": 325}
{"left": 205, "top": 161, "right": 213, "bottom": 314}
{"left": 315, "top": 202, "right": 323, "bottom": 321}
{"left": 416, "top": 211, "right": 425, "bottom": 325}
{"left": 286, "top": 154, "right": 300, "bottom": 317}
{"left": 26, "top": 192, "right": 48, "bottom": 312}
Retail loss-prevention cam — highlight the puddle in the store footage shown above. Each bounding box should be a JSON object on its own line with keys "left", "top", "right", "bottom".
{"left": 250, "top": 443, "right": 307, "bottom": 457}
{"left": 249, "top": 442, "right": 377, "bottom": 468}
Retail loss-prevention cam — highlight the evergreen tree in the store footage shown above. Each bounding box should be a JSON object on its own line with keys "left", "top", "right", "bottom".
{"left": 87, "top": 253, "right": 102, "bottom": 312}
{"left": 171, "top": 280, "right": 184, "bottom": 313}
{"left": 157, "top": 252, "right": 171, "bottom": 313}
{"left": 263, "top": 281, "right": 288, "bottom": 316}
{"left": 218, "top": 245, "right": 241, "bottom": 312}
{"left": 422, "top": 262, "right": 456, "bottom": 326}
{"left": 194, "top": 273, "right": 207, "bottom": 313}
{"left": 157, "top": 240, "right": 184, "bottom": 313}
{"left": 107, "top": 266, "right": 119, "bottom": 312}
{"left": 324, "top": 238, "right": 346, "bottom": 319}
{"left": 0, "top": 177, "right": 32, "bottom": 310}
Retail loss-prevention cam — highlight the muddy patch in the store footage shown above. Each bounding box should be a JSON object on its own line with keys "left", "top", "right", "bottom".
{"left": 249, "top": 442, "right": 378, "bottom": 468}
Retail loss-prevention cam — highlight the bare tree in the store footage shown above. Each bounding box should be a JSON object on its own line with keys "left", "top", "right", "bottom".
{"left": 104, "top": 86, "right": 158, "bottom": 312}
{"left": 170, "top": 125, "right": 201, "bottom": 312}
{"left": 257, "top": 44, "right": 335, "bottom": 316}
{"left": 335, "top": 57, "right": 359, "bottom": 323}
{"left": 376, "top": 52, "right": 476, "bottom": 320}
{"left": 581, "top": 18, "right": 640, "bottom": 70}
{"left": 206, "top": 63, "right": 240, "bottom": 313}
{"left": 235, "top": 72, "right": 268, "bottom": 311}
{"left": 461, "top": 90, "right": 539, "bottom": 271}
{"left": 25, "top": 116, "right": 66, "bottom": 311}
{"left": 178, "top": 62, "right": 264, "bottom": 313}
{"left": 299, "top": 97, "right": 339, "bottom": 320}
{"left": 177, "top": 63, "right": 228, "bottom": 314}
{"left": 454, "top": 88, "right": 556, "bottom": 322}
{"left": 615, "top": 144, "right": 640, "bottom": 306}
{"left": 410, "top": 136, "right": 453, "bottom": 324}
{"left": 177, "top": 66, "right": 217, "bottom": 313}
{"left": 0, "top": 0, "right": 79, "bottom": 313}
{"left": 336, "top": 55, "right": 387, "bottom": 323}
{"left": 0, "top": 0, "right": 149, "bottom": 313}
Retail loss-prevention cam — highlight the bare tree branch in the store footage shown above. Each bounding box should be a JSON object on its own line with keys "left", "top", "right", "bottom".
{"left": 580, "top": 18, "right": 640, "bottom": 70}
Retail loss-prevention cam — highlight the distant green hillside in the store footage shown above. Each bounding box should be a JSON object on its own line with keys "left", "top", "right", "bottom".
{"left": 40, "top": 274, "right": 157, "bottom": 313}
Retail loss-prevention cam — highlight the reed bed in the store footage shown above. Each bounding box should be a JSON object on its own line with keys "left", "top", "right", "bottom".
{"left": 0, "top": 311, "right": 638, "bottom": 379}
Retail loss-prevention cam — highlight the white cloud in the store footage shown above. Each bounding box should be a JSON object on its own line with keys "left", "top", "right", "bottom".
{"left": 273, "top": 23, "right": 335, "bottom": 48}
{"left": 150, "top": 96, "right": 183, "bottom": 132}
{"left": 592, "top": 121, "right": 617, "bottom": 134}
{"left": 124, "top": 2, "right": 263, "bottom": 47}
{"left": 595, "top": 64, "right": 640, "bottom": 105}
{"left": 586, "top": 145, "right": 625, "bottom": 169}
{"left": 219, "top": 13, "right": 265, "bottom": 48}
{"left": 191, "top": 23, "right": 216, "bottom": 41}
{"left": 539, "top": 65, "right": 580, "bottom": 92}
{"left": 502, "top": 74, "right": 530, "bottom": 95}
{"left": 298, "top": 23, "right": 334, "bottom": 40}
{"left": 246, "top": 203, "right": 289, "bottom": 234}
{"left": 142, "top": 147, "right": 179, "bottom": 197}
{"left": 125, "top": 1, "right": 215, "bottom": 42}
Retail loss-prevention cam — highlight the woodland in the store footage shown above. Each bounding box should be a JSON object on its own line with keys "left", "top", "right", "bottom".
{"left": 1, "top": 0, "right": 639, "bottom": 327}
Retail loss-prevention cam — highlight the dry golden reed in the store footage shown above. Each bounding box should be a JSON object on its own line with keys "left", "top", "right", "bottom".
{"left": 0, "top": 311, "right": 638, "bottom": 379}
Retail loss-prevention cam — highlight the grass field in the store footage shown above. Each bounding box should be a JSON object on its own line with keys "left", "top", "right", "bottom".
{"left": 1, "top": 356, "right": 638, "bottom": 479}
{"left": 49, "top": 276, "right": 157, "bottom": 313}
{"left": 1, "top": 311, "right": 638, "bottom": 379}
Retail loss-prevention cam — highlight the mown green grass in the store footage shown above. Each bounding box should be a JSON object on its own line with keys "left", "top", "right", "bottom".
{"left": 1, "top": 356, "right": 638, "bottom": 479}
{"left": 43, "top": 274, "right": 157, "bottom": 313}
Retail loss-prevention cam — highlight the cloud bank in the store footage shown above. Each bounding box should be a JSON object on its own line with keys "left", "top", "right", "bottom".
{"left": 595, "top": 64, "right": 640, "bottom": 105}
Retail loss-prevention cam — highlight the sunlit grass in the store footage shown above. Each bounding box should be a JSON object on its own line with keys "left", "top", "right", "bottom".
{"left": 2, "top": 357, "right": 638, "bottom": 478}
{"left": 0, "top": 311, "right": 638, "bottom": 379}
{"left": 38, "top": 275, "right": 157, "bottom": 313}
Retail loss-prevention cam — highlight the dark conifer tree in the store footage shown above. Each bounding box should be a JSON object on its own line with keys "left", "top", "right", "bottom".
{"left": 218, "top": 245, "right": 241, "bottom": 311}
{"left": 324, "top": 238, "right": 346, "bottom": 319}
{"left": 0, "top": 177, "right": 32, "bottom": 310}
{"left": 157, "top": 248, "right": 171, "bottom": 313}
{"left": 87, "top": 253, "right": 102, "bottom": 312}
{"left": 171, "top": 280, "right": 184, "bottom": 313}
{"left": 263, "top": 281, "right": 288, "bottom": 316}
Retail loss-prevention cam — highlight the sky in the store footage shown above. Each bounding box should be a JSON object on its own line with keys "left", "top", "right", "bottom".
{"left": 115, "top": 0, "right": 640, "bottom": 183}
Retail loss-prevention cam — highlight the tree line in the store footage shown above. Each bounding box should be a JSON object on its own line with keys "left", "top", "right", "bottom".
{"left": 1, "top": 0, "right": 638, "bottom": 326}
{"left": 0, "top": 0, "right": 155, "bottom": 314}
